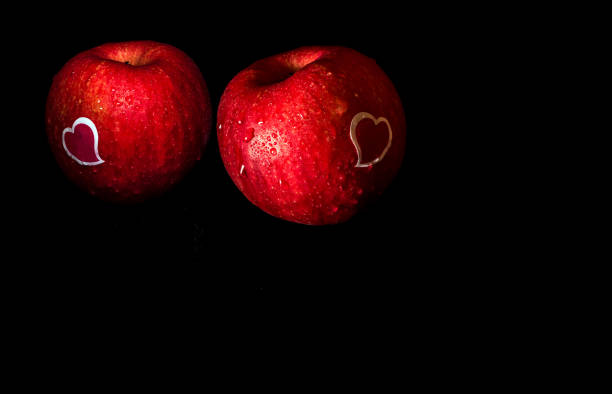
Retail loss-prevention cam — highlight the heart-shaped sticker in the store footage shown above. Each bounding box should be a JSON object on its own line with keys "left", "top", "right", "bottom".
{"left": 62, "top": 117, "right": 105, "bottom": 166}
{"left": 349, "top": 112, "right": 392, "bottom": 168}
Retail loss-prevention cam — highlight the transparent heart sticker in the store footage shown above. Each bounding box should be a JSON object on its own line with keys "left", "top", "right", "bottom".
{"left": 349, "top": 112, "right": 392, "bottom": 168}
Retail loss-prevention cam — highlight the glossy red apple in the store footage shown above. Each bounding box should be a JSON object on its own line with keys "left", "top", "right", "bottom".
{"left": 46, "top": 40, "right": 211, "bottom": 202}
{"left": 217, "top": 46, "right": 406, "bottom": 225}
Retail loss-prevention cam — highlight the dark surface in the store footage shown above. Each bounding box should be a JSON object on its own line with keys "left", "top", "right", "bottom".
{"left": 2, "top": 4, "right": 545, "bottom": 374}
{"left": 10, "top": 3, "right": 459, "bottom": 294}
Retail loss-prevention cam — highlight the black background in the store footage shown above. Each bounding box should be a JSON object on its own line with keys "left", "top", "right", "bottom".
{"left": 8, "top": 3, "right": 481, "bottom": 298}
{"left": 1, "top": 3, "right": 561, "bottom": 375}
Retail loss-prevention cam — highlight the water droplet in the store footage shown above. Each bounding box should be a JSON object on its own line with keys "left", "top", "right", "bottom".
{"left": 331, "top": 206, "right": 339, "bottom": 213}
{"left": 218, "top": 124, "right": 222, "bottom": 130}
{"left": 238, "top": 120, "right": 242, "bottom": 124}
{"left": 258, "top": 121, "right": 263, "bottom": 125}
{"left": 270, "top": 148, "right": 277, "bottom": 155}
{"left": 244, "top": 128, "right": 254, "bottom": 142}
{"left": 338, "top": 175, "right": 345, "bottom": 181}
{"left": 115, "top": 101, "right": 122, "bottom": 107}
{"left": 239, "top": 164, "right": 246, "bottom": 176}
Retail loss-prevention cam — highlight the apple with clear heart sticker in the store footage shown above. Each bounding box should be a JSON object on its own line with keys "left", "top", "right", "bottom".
{"left": 46, "top": 41, "right": 211, "bottom": 203}
{"left": 217, "top": 46, "right": 406, "bottom": 225}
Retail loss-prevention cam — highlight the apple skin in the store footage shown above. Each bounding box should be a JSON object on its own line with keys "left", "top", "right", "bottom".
{"left": 46, "top": 41, "right": 211, "bottom": 203}
{"left": 217, "top": 46, "right": 406, "bottom": 225}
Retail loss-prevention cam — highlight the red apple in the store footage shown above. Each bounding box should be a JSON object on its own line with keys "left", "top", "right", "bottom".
{"left": 217, "top": 46, "right": 406, "bottom": 225}
{"left": 46, "top": 40, "right": 211, "bottom": 202}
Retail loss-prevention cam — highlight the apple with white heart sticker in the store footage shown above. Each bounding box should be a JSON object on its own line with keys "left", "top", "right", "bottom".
{"left": 46, "top": 41, "right": 211, "bottom": 203}
{"left": 217, "top": 46, "right": 406, "bottom": 225}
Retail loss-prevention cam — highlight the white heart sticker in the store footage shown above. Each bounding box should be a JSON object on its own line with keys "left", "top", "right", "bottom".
{"left": 62, "top": 117, "right": 105, "bottom": 166}
{"left": 349, "top": 112, "right": 392, "bottom": 168}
